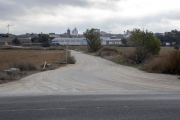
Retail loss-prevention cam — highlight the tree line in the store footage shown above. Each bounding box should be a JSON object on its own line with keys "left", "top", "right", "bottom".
{"left": 31, "top": 34, "right": 54, "bottom": 47}
{"left": 0, "top": 34, "right": 9, "bottom": 37}
{"left": 155, "top": 30, "right": 180, "bottom": 46}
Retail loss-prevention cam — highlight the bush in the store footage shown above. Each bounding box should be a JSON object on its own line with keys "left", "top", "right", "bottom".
{"left": 122, "top": 50, "right": 136, "bottom": 61}
{"left": 121, "top": 38, "right": 127, "bottom": 45}
{"left": 10, "top": 62, "right": 36, "bottom": 71}
{"left": 96, "top": 47, "right": 119, "bottom": 57}
{"left": 174, "top": 45, "right": 179, "bottom": 50}
{"left": 42, "top": 42, "right": 50, "bottom": 47}
{"left": 130, "top": 29, "right": 161, "bottom": 64}
{"left": 0, "top": 73, "right": 7, "bottom": 80}
{"left": 12, "top": 37, "right": 21, "bottom": 46}
{"left": 67, "top": 55, "right": 76, "bottom": 64}
{"left": 142, "top": 50, "right": 180, "bottom": 74}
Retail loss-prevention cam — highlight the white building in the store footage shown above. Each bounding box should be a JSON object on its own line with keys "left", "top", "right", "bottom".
{"left": 51, "top": 38, "right": 121, "bottom": 45}
{"left": 100, "top": 31, "right": 107, "bottom": 36}
{"left": 72, "top": 27, "right": 78, "bottom": 36}
{"left": 124, "top": 30, "right": 131, "bottom": 38}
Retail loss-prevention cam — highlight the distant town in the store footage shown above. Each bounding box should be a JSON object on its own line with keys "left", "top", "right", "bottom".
{"left": 0, "top": 27, "right": 178, "bottom": 46}
{"left": 0, "top": 27, "right": 130, "bottom": 39}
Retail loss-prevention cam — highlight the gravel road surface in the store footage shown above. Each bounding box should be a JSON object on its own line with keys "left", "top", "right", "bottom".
{"left": 0, "top": 50, "right": 180, "bottom": 96}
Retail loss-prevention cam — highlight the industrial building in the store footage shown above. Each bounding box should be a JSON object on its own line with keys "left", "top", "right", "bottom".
{"left": 51, "top": 38, "right": 121, "bottom": 45}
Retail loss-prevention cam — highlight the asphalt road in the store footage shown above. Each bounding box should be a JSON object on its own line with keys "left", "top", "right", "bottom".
{"left": 0, "top": 50, "right": 180, "bottom": 119}
{"left": 1, "top": 93, "right": 180, "bottom": 120}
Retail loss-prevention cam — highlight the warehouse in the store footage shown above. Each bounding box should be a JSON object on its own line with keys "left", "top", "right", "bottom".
{"left": 51, "top": 38, "right": 121, "bottom": 45}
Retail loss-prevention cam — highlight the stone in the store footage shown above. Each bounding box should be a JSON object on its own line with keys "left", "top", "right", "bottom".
{"left": 4, "top": 68, "right": 20, "bottom": 74}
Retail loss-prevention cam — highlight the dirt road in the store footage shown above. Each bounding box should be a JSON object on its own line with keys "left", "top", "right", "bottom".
{"left": 0, "top": 50, "right": 180, "bottom": 96}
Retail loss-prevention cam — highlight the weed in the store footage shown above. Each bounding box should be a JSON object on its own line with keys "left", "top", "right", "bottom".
{"left": 67, "top": 55, "right": 76, "bottom": 64}
{"left": 96, "top": 47, "right": 119, "bottom": 57}
{"left": 10, "top": 62, "right": 36, "bottom": 71}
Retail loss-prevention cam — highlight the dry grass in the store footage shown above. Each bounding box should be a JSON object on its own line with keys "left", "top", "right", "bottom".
{"left": 10, "top": 62, "right": 36, "bottom": 71}
{"left": 121, "top": 49, "right": 136, "bottom": 61}
{"left": 0, "top": 50, "right": 64, "bottom": 71}
{"left": 107, "top": 46, "right": 179, "bottom": 55}
{"left": 159, "top": 47, "right": 177, "bottom": 55}
{"left": 96, "top": 47, "right": 119, "bottom": 57}
{"left": 142, "top": 50, "right": 180, "bottom": 74}
{"left": 70, "top": 46, "right": 88, "bottom": 53}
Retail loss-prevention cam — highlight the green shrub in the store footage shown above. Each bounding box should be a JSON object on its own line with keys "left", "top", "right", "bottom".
{"left": 42, "top": 42, "right": 50, "bottom": 47}
{"left": 10, "top": 62, "right": 36, "bottom": 71}
{"left": 130, "top": 29, "right": 161, "bottom": 64}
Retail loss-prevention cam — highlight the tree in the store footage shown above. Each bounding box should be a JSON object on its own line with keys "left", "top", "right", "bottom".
{"left": 38, "top": 34, "right": 49, "bottom": 43}
{"left": 155, "top": 33, "right": 164, "bottom": 43}
{"left": 164, "top": 32, "right": 176, "bottom": 43}
{"left": 12, "top": 37, "right": 21, "bottom": 46}
{"left": 83, "top": 29, "right": 102, "bottom": 52}
{"left": 42, "top": 41, "right": 50, "bottom": 47}
{"left": 130, "top": 29, "right": 161, "bottom": 64}
{"left": 31, "top": 36, "right": 37, "bottom": 43}
{"left": 121, "top": 38, "right": 127, "bottom": 45}
{"left": 31, "top": 34, "right": 51, "bottom": 47}
{"left": 171, "top": 29, "right": 180, "bottom": 45}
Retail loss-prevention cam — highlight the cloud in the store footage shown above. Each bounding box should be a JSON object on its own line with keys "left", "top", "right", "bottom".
{"left": 0, "top": 0, "right": 180, "bottom": 34}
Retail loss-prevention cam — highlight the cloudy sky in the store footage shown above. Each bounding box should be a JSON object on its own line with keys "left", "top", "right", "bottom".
{"left": 0, "top": 0, "right": 180, "bottom": 35}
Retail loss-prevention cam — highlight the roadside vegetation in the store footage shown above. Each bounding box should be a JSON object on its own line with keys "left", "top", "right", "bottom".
{"left": 130, "top": 29, "right": 161, "bottom": 64}
{"left": 0, "top": 47, "right": 76, "bottom": 83}
{"left": 141, "top": 50, "right": 180, "bottom": 74}
{"left": 83, "top": 28, "right": 102, "bottom": 52}
{"left": 74, "top": 28, "right": 180, "bottom": 76}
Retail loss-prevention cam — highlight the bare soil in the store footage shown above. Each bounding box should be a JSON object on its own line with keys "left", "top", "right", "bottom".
{"left": 0, "top": 50, "right": 65, "bottom": 71}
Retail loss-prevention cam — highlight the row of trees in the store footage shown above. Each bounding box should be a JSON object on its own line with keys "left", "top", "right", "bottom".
{"left": 31, "top": 34, "right": 54, "bottom": 47}
{"left": 0, "top": 34, "right": 9, "bottom": 37}
{"left": 11, "top": 34, "right": 53, "bottom": 47}
{"left": 155, "top": 30, "right": 180, "bottom": 45}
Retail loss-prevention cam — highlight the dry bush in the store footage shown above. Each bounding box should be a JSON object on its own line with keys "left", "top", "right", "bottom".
{"left": 73, "top": 46, "right": 88, "bottom": 52}
{"left": 10, "top": 62, "right": 36, "bottom": 71}
{"left": 0, "top": 72, "right": 7, "bottom": 80}
{"left": 66, "top": 51, "right": 76, "bottom": 64}
{"left": 122, "top": 50, "right": 136, "bottom": 61}
{"left": 96, "top": 47, "right": 119, "bottom": 57}
{"left": 67, "top": 56, "right": 76, "bottom": 64}
{"left": 142, "top": 50, "right": 180, "bottom": 74}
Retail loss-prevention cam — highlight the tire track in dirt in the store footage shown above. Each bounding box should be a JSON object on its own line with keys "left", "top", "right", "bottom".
{"left": 0, "top": 50, "right": 180, "bottom": 96}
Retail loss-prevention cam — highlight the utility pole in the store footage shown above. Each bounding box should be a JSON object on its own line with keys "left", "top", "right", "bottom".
{"left": 66, "top": 42, "right": 68, "bottom": 61}
{"left": 108, "top": 31, "right": 112, "bottom": 38}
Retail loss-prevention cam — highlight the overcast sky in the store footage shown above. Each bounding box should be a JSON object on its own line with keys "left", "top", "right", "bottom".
{"left": 0, "top": 0, "right": 180, "bottom": 35}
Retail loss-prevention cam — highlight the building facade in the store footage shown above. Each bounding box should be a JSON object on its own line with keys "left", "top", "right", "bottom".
{"left": 72, "top": 27, "right": 78, "bottom": 36}
{"left": 51, "top": 38, "right": 121, "bottom": 45}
